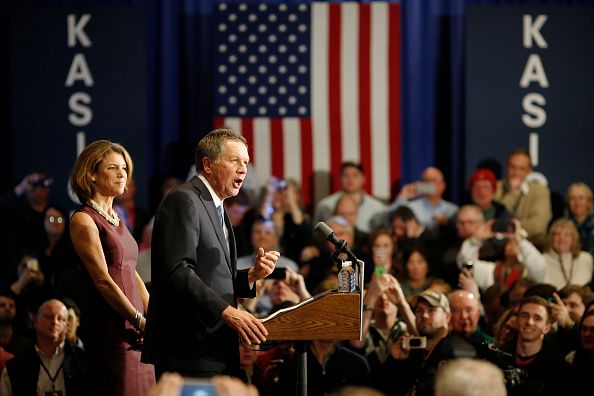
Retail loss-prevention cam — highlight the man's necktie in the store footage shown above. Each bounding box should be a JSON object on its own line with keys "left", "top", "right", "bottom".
{"left": 216, "top": 204, "right": 225, "bottom": 228}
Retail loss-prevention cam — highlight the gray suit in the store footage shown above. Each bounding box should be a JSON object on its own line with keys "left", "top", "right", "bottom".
{"left": 142, "top": 176, "right": 255, "bottom": 377}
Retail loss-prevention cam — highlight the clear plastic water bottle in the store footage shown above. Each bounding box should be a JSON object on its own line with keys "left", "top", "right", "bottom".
{"left": 337, "top": 261, "right": 356, "bottom": 292}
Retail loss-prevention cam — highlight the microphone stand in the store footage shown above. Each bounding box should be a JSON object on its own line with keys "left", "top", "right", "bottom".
{"left": 331, "top": 240, "right": 360, "bottom": 274}
{"left": 296, "top": 240, "right": 360, "bottom": 396}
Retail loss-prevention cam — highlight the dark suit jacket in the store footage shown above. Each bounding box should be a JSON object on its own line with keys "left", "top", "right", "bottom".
{"left": 5, "top": 342, "right": 88, "bottom": 396}
{"left": 142, "top": 176, "right": 255, "bottom": 376}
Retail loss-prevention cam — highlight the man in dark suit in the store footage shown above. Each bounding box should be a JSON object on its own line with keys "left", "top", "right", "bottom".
{"left": 142, "top": 129, "right": 279, "bottom": 378}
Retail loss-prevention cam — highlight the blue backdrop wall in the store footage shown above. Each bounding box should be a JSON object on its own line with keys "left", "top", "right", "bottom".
{"left": 2, "top": 0, "right": 593, "bottom": 211}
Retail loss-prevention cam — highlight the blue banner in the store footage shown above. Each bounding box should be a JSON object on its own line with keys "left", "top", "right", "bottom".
{"left": 10, "top": 6, "right": 148, "bottom": 209}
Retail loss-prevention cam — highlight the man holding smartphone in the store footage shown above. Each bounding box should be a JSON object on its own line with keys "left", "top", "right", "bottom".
{"left": 386, "top": 167, "right": 458, "bottom": 231}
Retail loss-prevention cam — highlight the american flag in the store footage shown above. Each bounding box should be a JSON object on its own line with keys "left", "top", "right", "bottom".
{"left": 213, "top": 2, "right": 400, "bottom": 207}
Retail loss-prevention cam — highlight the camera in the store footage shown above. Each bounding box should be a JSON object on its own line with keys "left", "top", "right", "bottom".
{"left": 403, "top": 336, "right": 427, "bottom": 350}
{"left": 462, "top": 260, "right": 474, "bottom": 272}
{"left": 491, "top": 218, "right": 515, "bottom": 233}
{"left": 181, "top": 378, "right": 218, "bottom": 396}
{"left": 30, "top": 177, "right": 54, "bottom": 188}
{"left": 267, "top": 267, "right": 287, "bottom": 280}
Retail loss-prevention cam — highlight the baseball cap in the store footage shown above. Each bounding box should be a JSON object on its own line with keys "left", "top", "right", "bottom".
{"left": 468, "top": 168, "right": 497, "bottom": 191}
{"left": 417, "top": 289, "right": 450, "bottom": 313}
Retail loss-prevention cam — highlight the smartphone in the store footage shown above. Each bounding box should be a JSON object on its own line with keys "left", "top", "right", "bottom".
{"left": 26, "top": 258, "right": 40, "bottom": 272}
{"left": 181, "top": 378, "right": 218, "bottom": 396}
{"left": 492, "top": 219, "right": 516, "bottom": 233}
{"left": 267, "top": 267, "right": 287, "bottom": 280}
{"left": 374, "top": 266, "right": 387, "bottom": 277}
{"left": 462, "top": 260, "right": 474, "bottom": 272}
{"left": 415, "top": 182, "right": 436, "bottom": 195}
{"left": 403, "top": 336, "right": 427, "bottom": 350}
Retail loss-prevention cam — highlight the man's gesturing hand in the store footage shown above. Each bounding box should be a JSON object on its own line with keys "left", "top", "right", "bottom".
{"left": 221, "top": 306, "right": 268, "bottom": 345}
{"left": 249, "top": 247, "right": 280, "bottom": 283}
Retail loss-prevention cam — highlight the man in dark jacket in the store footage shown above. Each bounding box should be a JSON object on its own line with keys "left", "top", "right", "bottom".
{"left": 0, "top": 299, "right": 87, "bottom": 395}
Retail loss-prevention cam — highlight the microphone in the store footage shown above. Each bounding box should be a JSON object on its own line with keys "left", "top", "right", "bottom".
{"left": 314, "top": 222, "right": 358, "bottom": 261}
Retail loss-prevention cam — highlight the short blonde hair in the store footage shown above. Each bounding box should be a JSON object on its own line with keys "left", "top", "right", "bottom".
{"left": 567, "top": 182, "right": 594, "bottom": 215}
{"left": 548, "top": 218, "right": 581, "bottom": 257}
{"left": 70, "top": 140, "right": 133, "bottom": 203}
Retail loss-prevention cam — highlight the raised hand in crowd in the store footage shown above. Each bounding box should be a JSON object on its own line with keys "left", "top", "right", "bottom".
{"left": 13, "top": 172, "right": 48, "bottom": 197}
{"left": 549, "top": 292, "right": 574, "bottom": 329}
{"left": 390, "top": 334, "right": 414, "bottom": 360}
{"left": 148, "top": 373, "right": 259, "bottom": 396}
{"left": 284, "top": 267, "right": 311, "bottom": 301}
{"left": 10, "top": 256, "right": 45, "bottom": 295}
{"left": 385, "top": 275, "right": 418, "bottom": 335}
{"left": 458, "top": 268, "right": 480, "bottom": 298}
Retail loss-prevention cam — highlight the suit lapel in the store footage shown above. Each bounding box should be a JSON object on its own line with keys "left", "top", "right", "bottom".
{"left": 224, "top": 207, "right": 237, "bottom": 272}
{"left": 192, "top": 177, "right": 233, "bottom": 272}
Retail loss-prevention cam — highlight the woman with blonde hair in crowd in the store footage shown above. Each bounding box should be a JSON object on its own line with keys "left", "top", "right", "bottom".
{"left": 69, "top": 140, "right": 155, "bottom": 395}
{"left": 543, "top": 218, "right": 593, "bottom": 290}
{"left": 565, "top": 182, "right": 594, "bottom": 255}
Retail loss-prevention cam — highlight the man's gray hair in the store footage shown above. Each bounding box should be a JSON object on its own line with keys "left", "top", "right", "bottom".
{"left": 435, "top": 358, "right": 506, "bottom": 396}
{"left": 195, "top": 128, "right": 247, "bottom": 172}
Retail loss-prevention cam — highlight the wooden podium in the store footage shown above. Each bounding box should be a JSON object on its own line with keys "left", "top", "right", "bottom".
{"left": 264, "top": 260, "right": 365, "bottom": 341}
{"left": 264, "top": 290, "right": 362, "bottom": 341}
{"left": 262, "top": 260, "right": 364, "bottom": 396}
{"left": 264, "top": 259, "right": 364, "bottom": 341}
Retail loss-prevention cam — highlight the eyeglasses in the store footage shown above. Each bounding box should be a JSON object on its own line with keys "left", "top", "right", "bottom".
{"left": 46, "top": 215, "right": 64, "bottom": 224}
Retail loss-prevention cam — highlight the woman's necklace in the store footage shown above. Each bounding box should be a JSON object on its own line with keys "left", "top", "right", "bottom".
{"left": 89, "top": 199, "right": 120, "bottom": 226}
{"left": 557, "top": 252, "right": 574, "bottom": 284}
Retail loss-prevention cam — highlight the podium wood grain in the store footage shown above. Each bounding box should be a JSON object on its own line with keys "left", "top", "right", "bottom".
{"left": 264, "top": 291, "right": 361, "bottom": 340}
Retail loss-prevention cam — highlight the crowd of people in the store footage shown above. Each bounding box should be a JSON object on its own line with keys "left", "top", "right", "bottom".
{"left": 0, "top": 133, "right": 593, "bottom": 395}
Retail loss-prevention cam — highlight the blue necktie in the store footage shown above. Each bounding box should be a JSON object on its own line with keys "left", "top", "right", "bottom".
{"left": 216, "top": 205, "right": 225, "bottom": 228}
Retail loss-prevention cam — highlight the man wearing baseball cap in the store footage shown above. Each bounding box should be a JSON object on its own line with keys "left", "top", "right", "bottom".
{"left": 380, "top": 289, "right": 452, "bottom": 395}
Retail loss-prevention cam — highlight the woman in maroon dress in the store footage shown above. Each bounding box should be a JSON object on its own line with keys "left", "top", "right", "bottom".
{"left": 69, "top": 140, "right": 155, "bottom": 395}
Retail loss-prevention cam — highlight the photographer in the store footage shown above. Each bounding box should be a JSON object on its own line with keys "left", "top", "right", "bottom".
{"left": 381, "top": 289, "right": 459, "bottom": 396}
{"left": 457, "top": 218, "right": 545, "bottom": 291}
{"left": 0, "top": 172, "right": 54, "bottom": 277}
{"left": 386, "top": 166, "right": 458, "bottom": 231}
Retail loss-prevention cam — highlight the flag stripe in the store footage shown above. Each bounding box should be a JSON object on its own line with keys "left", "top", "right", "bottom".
{"left": 253, "top": 118, "right": 271, "bottom": 185}
{"left": 270, "top": 118, "right": 284, "bottom": 177}
{"left": 300, "top": 118, "right": 313, "bottom": 208}
{"left": 340, "top": 3, "right": 360, "bottom": 165}
{"left": 283, "top": 118, "right": 302, "bottom": 184}
{"left": 358, "top": 4, "right": 372, "bottom": 193}
{"left": 370, "top": 3, "right": 390, "bottom": 199}
{"left": 311, "top": 1, "right": 330, "bottom": 199}
{"left": 389, "top": 3, "right": 402, "bottom": 194}
{"left": 241, "top": 119, "right": 255, "bottom": 165}
{"left": 328, "top": 3, "right": 343, "bottom": 192}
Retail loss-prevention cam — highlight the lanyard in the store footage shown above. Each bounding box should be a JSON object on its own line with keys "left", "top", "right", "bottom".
{"left": 39, "top": 359, "right": 63, "bottom": 392}
{"left": 558, "top": 254, "right": 575, "bottom": 285}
